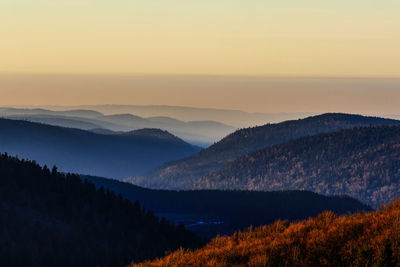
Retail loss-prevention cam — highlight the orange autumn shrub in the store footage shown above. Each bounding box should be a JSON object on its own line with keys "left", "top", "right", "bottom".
{"left": 132, "top": 200, "right": 400, "bottom": 267}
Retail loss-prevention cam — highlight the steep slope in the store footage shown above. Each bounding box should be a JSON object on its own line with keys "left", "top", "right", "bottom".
{"left": 131, "top": 114, "right": 400, "bottom": 189}
{"left": 83, "top": 175, "right": 371, "bottom": 239}
{"left": 0, "top": 119, "right": 200, "bottom": 179}
{"left": 197, "top": 125, "right": 400, "bottom": 207}
{"left": 0, "top": 153, "right": 202, "bottom": 267}
{"left": 133, "top": 200, "right": 400, "bottom": 267}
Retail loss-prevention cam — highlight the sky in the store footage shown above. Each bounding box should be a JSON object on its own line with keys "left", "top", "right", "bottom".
{"left": 1, "top": 0, "right": 400, "bottom": 76}
{"left": 1, "top": 1, "right": 399, "bottom": 114}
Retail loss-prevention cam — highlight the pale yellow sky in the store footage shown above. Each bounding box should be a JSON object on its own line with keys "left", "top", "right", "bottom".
{"left": 1, "top": 0, "right": 400, "bottom": 76}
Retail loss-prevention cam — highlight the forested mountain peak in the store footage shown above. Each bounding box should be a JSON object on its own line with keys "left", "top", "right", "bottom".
{"left": 197, "top": 125, "right": 400, "bottom": 207}
{"left": 130, "top": 113, "right": 400, "bottom": 190}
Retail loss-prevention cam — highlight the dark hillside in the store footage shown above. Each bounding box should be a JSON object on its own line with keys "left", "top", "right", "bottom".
{"left": 84, "top": 175, "right": 371, "bottom": 238}
{"left": 0, "top": 153, "right": 202, "bottom": 267}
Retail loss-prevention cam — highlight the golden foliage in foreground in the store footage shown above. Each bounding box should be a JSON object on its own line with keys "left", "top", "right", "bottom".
{"left": 132, "top": 200, "right": 400, "bottom": 267}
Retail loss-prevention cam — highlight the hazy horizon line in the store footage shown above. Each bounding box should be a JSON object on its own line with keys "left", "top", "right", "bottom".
{"left": 1, "top": 72, "right": 400, "bottom": 79}
{"left": 2, "top": 104, "right": 315, "bottom": 114}
{"left": 3, "top": 105, "right": 400, "bottom": 117}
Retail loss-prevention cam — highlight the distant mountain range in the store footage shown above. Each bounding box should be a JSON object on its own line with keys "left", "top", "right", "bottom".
{"left": 0, "top": 118, "right": 200, "bottom": 179}
{"left": 131, "top": 113, "right": 400, "bottom": 190}
{"left": 84, "top": 175, "right": 370, "bottom": 238}
{"left": 0, "top": 107, "right": 236, "bottom": 146}
{"left": 33, "top": 105, "right": 315, "bottom": 128}
{"left": 196, "top": 125, "right": 400, "bottom": 208}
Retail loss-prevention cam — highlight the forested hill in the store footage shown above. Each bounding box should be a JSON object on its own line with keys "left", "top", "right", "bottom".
{"left": 84, "top": 175, "right": 371, "bottom": 238}
{"left": 0, "top": 118, "right": 200, "bottom": 179}
{"left": 133, "top": 200, "right": 400, "bottom": 267}
{"left": 197, "top": 125, "right": 400, "bottom": 208}
{"left": 0, "top": 153, "right": 202, "bottom": 267}
{"left": 130, "top": 113, "right": 400, "bottom": 189}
